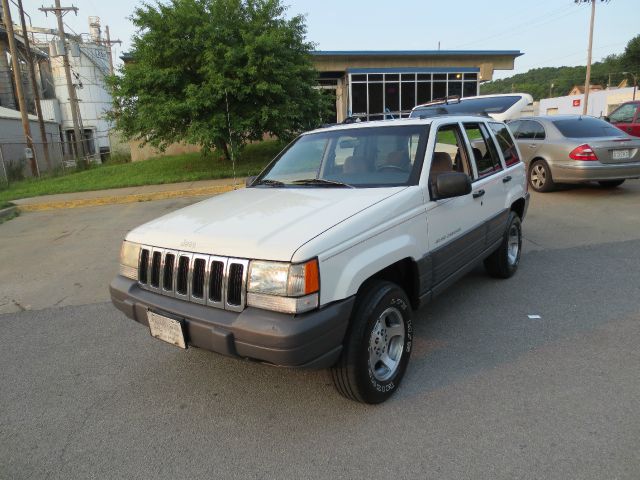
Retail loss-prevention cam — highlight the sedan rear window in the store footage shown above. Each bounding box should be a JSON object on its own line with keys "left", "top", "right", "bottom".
{"left": 552, "top": 117, "right": 623, "bottom": 138}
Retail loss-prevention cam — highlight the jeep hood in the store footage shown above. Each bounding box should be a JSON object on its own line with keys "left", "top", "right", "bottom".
{"left": 126, "top": 187, "right": 406, "bottom": 261}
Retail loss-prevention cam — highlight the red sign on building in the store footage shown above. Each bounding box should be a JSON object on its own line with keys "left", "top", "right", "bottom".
{"left": 573, "top": 99, "right": 581, "bottom": 107}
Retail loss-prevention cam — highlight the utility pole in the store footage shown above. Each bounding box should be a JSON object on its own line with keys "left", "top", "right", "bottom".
{"left": 39, "top": 0, "right": 86, "bottom": 165}
{"left": 103, "top": 25, "right": 121, "bottom": 75}
{"left": 582, "top": 0, "right": 596, "bottom": 115}
{"left": 17, "top": 0, "right": 51, "bottom": 170}
{"left": 1, "top": 0, "right": 39, "bottom": 176}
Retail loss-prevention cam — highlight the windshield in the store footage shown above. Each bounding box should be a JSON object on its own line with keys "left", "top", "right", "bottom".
{"left": 254, "top": 125, "right": 427, "bottom": 188}
{"left": 552, "top": 117, "right": 624, "bottom": 138}
{"left": 410, "top": 95, "right": 523, "bottom": 118}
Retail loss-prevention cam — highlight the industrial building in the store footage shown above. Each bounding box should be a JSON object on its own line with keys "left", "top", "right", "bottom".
{"left": 1, "top": 11, "right": 121, "bottom": 179}
{"left": 539, "top": 86, "right": 638, "bottom": 118}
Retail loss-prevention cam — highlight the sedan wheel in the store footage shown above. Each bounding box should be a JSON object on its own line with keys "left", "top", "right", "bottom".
{"left": 528, "top": 160, "right": 555, "bottom": 192}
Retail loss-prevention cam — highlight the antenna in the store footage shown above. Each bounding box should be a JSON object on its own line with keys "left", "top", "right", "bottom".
{"left": 225, "top": 90, "right": 237, "bottom": 188}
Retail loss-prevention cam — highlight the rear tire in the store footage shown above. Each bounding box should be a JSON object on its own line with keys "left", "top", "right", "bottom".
{"left": 528, "top": 160, "right": 555, "bottom": 192}
{"left": 484, "top": 211, "right": 522, "bottom": 279}
{"left": 598, "top": 179, "right": 625, "bottom": 188}
{"left": 331, "top": 281, "right": 412, "bottom": 404}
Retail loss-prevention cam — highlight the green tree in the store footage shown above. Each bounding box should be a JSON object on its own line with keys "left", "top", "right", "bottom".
{"left": 108, "top": 0, "right": 327, "bottom": 160}
{"left": 620, "top": 34, "right": 640, "bottom": 73}
{"left": 478, "top": 33, "right": 640, "bottom": 100}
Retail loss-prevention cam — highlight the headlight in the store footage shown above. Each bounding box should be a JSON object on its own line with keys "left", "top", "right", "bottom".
{"left": 247, "top": 259, "right": 319, "bottom": 314}
{"left": 119, "top": 241, "right": 141, "bottom": 280}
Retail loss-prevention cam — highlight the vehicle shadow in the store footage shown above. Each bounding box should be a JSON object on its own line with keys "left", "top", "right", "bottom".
{"left": 118, "top": 238, "right": 640, "bottom": 415}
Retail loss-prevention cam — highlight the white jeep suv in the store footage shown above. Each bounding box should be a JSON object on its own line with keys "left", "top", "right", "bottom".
{"left": 111, "top": 115, "right": 529, "bottom": 404}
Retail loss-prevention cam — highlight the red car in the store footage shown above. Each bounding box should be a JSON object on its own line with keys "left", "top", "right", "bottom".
{"left": 607, "top": 101, "right": 640, "bottom": 137}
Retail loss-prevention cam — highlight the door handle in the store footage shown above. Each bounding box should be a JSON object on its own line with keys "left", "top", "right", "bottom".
{"left": 473, "top": 189, "right": 485, "bottom": 199}
{"left": 502, "top": 175, "right": 512, "bottom": 183}
{"left": 528, "top": 144, "right": 537, "bottom": 148}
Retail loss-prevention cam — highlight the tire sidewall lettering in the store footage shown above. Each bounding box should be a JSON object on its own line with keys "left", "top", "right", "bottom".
{"left": 365, "top": 292, "right": 411, "bottom": 394}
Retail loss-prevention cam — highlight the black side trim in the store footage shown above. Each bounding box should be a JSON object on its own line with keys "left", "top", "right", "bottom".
{"left": 417, "top": 208, "right": 510, "bottom": 306}
{"left": 486, "top": 209, "right": 510, "bottom": 247}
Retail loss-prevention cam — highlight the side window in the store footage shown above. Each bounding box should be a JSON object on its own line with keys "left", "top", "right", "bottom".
{"left": 489, "top": 122, "right": 521, "bottom": 168}
{"left": 530, "top": 121, "right": 546, "bottom": 140}
{"left": 512, "top": 120, "right": 535, "bottom": 139}
{"left": 431, "top": 124, "right": 472, "bottom": 179}
{"left": 508, "top": 120, "right": 522, "bottom": 138}
{"left": 463, "top": 122, "right": 503, "bottom": 179}
{"left": 609, "top": 104, "right": 636, "bottom": 123}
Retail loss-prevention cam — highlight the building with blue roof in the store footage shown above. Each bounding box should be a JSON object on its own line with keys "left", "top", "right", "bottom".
{"left": 311, "top": 50, "right": 523, "bottom": 122}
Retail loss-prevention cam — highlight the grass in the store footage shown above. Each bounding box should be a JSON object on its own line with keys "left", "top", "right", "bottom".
{"left": 0, "top": 140, "right": 284, "bottom": 203}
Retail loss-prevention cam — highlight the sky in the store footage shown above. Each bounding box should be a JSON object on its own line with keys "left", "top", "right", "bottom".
{"left": 15, "top": 0, "right": 640, "bottom": 81}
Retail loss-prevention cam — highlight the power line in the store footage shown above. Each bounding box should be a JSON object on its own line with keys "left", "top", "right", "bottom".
{"left": 453, "top": 3, "right": 575, "bottom": 48}
{"left": 39, "top": 1, "right": 87, "bottom": 163}
{"left": 515, "top": 41, "right": 628, "bottom": 72}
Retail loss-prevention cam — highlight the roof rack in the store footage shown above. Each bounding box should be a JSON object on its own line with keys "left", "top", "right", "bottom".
{"left": 342, "top": 115, "right": 365, "bottom": 124}
{"left": 414, "top": 95, "right": 462, "bottom": 109}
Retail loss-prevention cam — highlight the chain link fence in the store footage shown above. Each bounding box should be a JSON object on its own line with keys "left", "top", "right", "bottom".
{"left": 0, "top": 135, "right": 112, "bottom": 187}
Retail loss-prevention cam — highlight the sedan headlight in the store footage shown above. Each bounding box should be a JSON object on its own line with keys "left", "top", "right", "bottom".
{"left": 247, "top": 259, "right": 319, "bottom": 314}
{"left": 119, "top": 241, "right": 141, "bottom": 280}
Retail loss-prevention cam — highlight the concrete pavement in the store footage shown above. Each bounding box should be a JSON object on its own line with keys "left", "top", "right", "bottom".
{"left": 1, "top": 180, "right": 640, "bottom": 478}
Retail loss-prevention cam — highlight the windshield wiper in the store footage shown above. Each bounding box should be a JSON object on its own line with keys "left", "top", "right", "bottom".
{"left": 253, "top": 179, "right": 286, "bottom": 187}
{"left": 291, "top": 178, "right": 354, "bottom": 188}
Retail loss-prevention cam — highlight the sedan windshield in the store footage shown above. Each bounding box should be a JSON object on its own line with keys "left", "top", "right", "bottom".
{"left": 254, "top": 125, "right": 427, "bottom": 188}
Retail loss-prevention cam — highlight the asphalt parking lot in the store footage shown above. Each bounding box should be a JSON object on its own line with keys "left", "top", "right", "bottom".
{"left": 1, "top": 181, "right": 639, "bottom": 479}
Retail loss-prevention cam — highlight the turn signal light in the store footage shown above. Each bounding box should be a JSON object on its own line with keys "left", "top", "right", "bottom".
{"left": 569, "top": 144, "right": 598, "bottom": 161}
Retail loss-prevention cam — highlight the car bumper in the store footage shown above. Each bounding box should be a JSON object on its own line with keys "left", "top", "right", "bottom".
{"left": 110, "top": 275, "right": 354, "bottom": 369}
{"left": 553, "top": 161, "right": 640, "bottom": 182}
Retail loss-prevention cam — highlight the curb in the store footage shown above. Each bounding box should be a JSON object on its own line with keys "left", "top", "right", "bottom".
{"left": 15, "top": 184, "right": 242, "bottom": 212}
{"left": 0, "top": 205, "right": 17, "bottom": 221}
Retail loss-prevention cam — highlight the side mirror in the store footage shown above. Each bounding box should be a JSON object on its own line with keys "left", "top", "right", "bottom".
{"left": 431, "top": 172, "right": 472, "bottom": 200}
{"left": 246, "top": 176, "right": 257, "bottom": 187}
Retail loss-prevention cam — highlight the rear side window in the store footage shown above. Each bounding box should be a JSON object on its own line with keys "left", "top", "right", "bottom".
{"left": 463, "top": 123, "right": 503, "bottom": 179}
{"left": 510, "top": 120, "right": 545, "bottom": 140}
{"left": 552, "top": 117, "right": 622, "bottom": 138}
{"left": 489, "top": 122, "right": 521, "bottom": 167}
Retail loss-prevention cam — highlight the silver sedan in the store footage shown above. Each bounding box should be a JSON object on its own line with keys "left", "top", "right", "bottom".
{"left": 508, "top": 115, "right": 640, "bottom": 192}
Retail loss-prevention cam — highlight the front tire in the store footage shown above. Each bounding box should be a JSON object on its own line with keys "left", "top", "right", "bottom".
{"left": 528, "top": 160, "right": 555, "bottom": 192}
{"left": 484, "top": 211, "right": 522, "bottom": 279}
{"left": 331, "top": 281, "right": 412, "bottom": 404}
{"left": 598, "top": 179, "right": 625, "bottom": 188}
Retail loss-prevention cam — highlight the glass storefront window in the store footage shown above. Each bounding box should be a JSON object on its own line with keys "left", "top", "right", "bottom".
{"left": 349, "top": 71, "right": 478, "bottom": 120}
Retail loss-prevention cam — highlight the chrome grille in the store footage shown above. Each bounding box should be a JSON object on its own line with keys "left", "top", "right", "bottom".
{"left": 137, "top": 247, "right": 249, "bottom": 312}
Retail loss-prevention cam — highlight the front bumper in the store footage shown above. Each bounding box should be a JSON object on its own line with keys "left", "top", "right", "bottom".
{"left": 553, "top": 161, "right": 640, "bottom": 182}
{"left": 110, "top": 276, "right": 354, "bottom": 369}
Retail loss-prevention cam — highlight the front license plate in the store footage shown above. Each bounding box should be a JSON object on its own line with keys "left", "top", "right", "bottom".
{"left": 147, "top": 311, "right": 186, "bottom": 349}
{"left": 612, "top": 149, "right": 630, "bottom": 160}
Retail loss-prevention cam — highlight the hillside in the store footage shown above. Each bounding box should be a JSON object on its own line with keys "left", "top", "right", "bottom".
{"left": 480, "top": 35, "right": 639, "bottom": 100}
